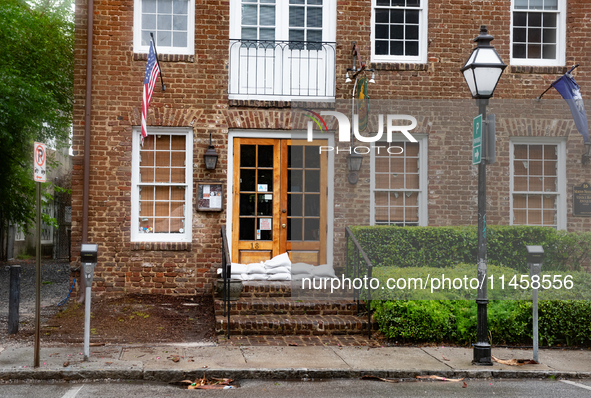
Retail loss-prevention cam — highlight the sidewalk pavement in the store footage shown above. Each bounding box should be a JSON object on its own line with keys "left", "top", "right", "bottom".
{"left": 1, "top": 343, "right": 590, "bottom": 382}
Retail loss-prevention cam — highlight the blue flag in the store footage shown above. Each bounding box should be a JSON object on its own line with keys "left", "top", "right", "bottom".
{"left": 552, "top": 73, "right": 589, "bottom": 143}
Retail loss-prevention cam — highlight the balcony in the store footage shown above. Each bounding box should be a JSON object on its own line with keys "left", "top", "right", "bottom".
{"left": 228, "top": 39, "right": 336, "bottom": 102}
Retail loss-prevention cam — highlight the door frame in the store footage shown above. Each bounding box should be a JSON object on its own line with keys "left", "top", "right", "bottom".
{"left": 227, "top": 130, "right": 335, "bottom": 266}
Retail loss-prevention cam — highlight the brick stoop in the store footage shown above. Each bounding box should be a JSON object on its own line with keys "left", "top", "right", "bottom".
{"left": 214, "top": 281, "right": 377, "bottom": 337}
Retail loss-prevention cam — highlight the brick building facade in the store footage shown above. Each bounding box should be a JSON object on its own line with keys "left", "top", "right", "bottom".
{"left": 72, "top": 0, "right": 591, "bottom": 295}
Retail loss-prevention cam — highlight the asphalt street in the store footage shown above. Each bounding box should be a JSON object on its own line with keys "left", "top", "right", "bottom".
{"left": 2, "top": 378, "right": 591, "bottom": 398}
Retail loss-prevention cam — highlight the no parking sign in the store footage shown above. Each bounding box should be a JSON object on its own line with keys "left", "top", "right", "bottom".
{"left": 34, "top": 142, "right": 46, "bottom": 182}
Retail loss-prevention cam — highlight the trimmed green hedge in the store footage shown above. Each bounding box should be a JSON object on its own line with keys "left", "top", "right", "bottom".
{"left": 350, "top": 225, "right": 591, "bottom": 272}
{"left": 367, "top": 264, "right": 591, "bottom": 301}
{"left": 373, "top": 300, "right": 591, "bottom": 346}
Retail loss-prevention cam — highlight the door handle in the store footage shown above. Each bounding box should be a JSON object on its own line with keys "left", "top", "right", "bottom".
{"left": 282, "top": 209, "right": 287, "bottom": 213}
{"left": 282, "top": 224, "right": 286, "bottom": 229}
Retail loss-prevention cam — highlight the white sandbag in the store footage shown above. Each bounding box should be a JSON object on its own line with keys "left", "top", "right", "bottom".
{"left": 248, "top": 273, "right": 269, "bottom": 280}
{"left": 291, "top": 263, "right": 314, "bottom": 275}
{"left": 291, "top": 273, "right": 313, "bottom": 281}
{"left": 266, "top": 265, "right": 291, "bottom": 275}
{"left": 246, "top": 263, "right": 266, "bottom": 274}
{"left": 267, "top": 273, "right": 291, "bottom": 281}
{"left": 230, "top": 263, "right": 248, "bottom": 274}
{"left": 311, "top": 264, "right": 336, "bottom": 278}
{"left": 264, "top": 252, "right": 291, "bottom": 268}
{"left": 230, "top": 273, "right": 249, "bottom": 281}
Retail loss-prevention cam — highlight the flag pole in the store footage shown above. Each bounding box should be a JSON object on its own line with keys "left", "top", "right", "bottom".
{"left": 536, "top": 64, "right": 579, "bottom": 101}
{"left": 149, "top": 33, "right": 166, "bottom": 91}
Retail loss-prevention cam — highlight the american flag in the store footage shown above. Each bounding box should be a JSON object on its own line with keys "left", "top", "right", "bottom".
{"left": 141, "top": 40, "right": 160, "bottom": 145}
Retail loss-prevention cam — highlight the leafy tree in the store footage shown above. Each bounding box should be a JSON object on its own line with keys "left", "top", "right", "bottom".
{"left": 0, "top": 0, "right": 73, "bottom": 258}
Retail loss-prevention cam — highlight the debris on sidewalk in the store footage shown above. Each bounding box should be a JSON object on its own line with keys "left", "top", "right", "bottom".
{"left": 492, "top": 356, "right": 539, "bottom": 366}
{"left": 416, "top": 375, "right": 465, "bottom": 382}
{"left": 360, "top": 375, "right": 399, "bottom": 383}
{"left": 172, "top": 376, "right": 236, "bottom": 390}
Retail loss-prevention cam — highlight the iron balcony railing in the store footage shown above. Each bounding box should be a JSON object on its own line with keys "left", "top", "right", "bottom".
{"left": 228, "top": 39, "right": 336, "bottom": 100}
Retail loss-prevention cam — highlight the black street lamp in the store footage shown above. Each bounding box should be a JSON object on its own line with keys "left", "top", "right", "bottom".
{"left": 460, "top": 25, "right": 506, "bottom": 366}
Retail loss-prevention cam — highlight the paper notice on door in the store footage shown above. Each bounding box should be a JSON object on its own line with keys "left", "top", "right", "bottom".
{"left": 257, "top": 184, "right": 268, "bottom": 192}
{"left": 210, "top": 191, "right": 221, "bottom": 209}
{"left": 259, "top": 218, "right": 272, "bottom": 230}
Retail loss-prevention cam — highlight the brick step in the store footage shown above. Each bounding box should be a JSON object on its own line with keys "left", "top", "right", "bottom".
{"left": 214, "top": 297, "right": 361, "bottom": 317}
{"left": 215, "top": 314, "right": 377, "bottom": 336}
{"left": 239, "top": 281, "right": 292, "bottom": 298}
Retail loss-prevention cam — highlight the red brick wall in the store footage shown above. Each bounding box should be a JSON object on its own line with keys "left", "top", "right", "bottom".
{"left": 72, "top": 0, "right": 591, "bottom": 296}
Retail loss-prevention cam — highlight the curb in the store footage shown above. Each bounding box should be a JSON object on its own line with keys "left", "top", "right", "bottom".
{"left": 1, "top": 368, "right": 589, "bottom": 382}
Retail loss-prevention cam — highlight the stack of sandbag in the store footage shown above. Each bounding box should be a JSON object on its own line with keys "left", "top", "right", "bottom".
{"left": 263, "top": 252, "right": 292, "bottom": 280}
{"left": 216, "top": 252, "right": 337, "bottom": 281}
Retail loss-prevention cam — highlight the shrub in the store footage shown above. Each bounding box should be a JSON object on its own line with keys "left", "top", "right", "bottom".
{"left": 350, "top": 225, "right": 591, "bottom": 272}
{"left": 372, "top": 300, "right": 591, "bottom": 347}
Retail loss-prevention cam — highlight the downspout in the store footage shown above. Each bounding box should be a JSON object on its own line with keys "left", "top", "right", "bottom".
{"left": 79, "top": 0, "right": 93, "bottom": 303}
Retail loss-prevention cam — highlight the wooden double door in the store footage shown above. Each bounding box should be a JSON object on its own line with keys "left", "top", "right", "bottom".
{"left": 232, "top": 138, "right": 327, "bottom": 265}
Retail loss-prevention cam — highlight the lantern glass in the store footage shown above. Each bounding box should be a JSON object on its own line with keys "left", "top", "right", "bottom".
{"left": 204, "top": 146, "right": 218, "bottom": 170}
{"left": 347, "top": 154, "right": 363, "bottom": 172}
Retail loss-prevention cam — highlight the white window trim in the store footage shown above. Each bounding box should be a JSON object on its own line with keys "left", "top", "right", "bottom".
{"left": 370, "top": 134, "right": 428, "bottom": 226}
{"left": 133, "top": 0, "right": 195, "bottom": 55}
{"left": 509, "top": 137, "right": 567, "bottom": 230}
{"left": 370, "top": 0, "right": 429, "bottom": 64}
{"left": 226, "top": 130, "right": 335, "bottom": 267}
{"left": 131, "top": 126, "right": 193, "bottom": 242}
{"left": 510, "top": 0, "right": 566, "bottom": 67}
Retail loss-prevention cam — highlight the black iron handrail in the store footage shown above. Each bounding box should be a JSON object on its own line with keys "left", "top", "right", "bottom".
{"left": 221, "top": 225, "right": 231, "bottom": 339}
{"left": 344, "top": 226, "right": 373, "bottom": 339}
{"left": 228, "top": 39, "right": 336, "bottom": 98}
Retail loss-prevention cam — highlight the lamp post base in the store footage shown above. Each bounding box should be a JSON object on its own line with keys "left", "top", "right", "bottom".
{"left": 472, "top": 343, "right": 493, "bottom": 366}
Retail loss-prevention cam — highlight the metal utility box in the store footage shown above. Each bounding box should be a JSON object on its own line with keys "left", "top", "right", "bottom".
{"left": 526, "top": 245, "right": 544, "bottom": 277}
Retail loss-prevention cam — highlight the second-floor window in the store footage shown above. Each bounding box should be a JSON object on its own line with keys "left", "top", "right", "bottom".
{"left": 229, "top": 0, "right": 336, "bottom": 100}
{"left": 511, "top": 0, "right": 565, "bottom": 66}
{"left": 371, "top": 0, "right": 428, "bottom": 64}
{"left": 133, "top": 0, "right": 195, "bottom": 55}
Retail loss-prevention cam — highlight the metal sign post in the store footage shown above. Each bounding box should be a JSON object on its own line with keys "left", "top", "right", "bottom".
{"left": 33, "top": 142, "right": 46, "bottom": 368}
{"left": 80, "top": 244, "right": 98, "bottom": 361}
{"left": 527, "top": 245, "right": 544, "bottom": 363}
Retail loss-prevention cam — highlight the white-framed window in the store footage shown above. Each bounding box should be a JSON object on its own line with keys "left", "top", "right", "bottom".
{"left": 228, "top": 0, "right": 336, "bottom": 100}
{"left": 510, "top": 0, "right": 566, "bottom": 66}
{"left": 131, "top": 127, "right": 193, "bottom": 242}
{"left": 370, "top": 135, "right": 428, "bottom": 226}
{"left": 133, "top": 0, "right": 195, "bottom": 55}
{"left": 371, "top": 0, "right": 429, "bottom": 64}
{"left": 510, "top": 138, "right": 566, "bottom": 229}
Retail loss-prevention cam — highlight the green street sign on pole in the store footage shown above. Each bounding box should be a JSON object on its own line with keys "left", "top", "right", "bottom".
{"left": 473, "top": 114, "right": 482, "bottom": 165}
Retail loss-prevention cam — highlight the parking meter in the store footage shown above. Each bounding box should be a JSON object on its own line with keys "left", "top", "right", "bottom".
{"left": 80, "top": 243, "right": 98, "bottom": 360}
{"left": 526, "top": 245, "right": 544, "bottom": 363}
{"left": 526, "top": 245, "right": 544, "bottom": 278}
{"left": 80, "top": 244, "right": 98, "bottom": 287}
